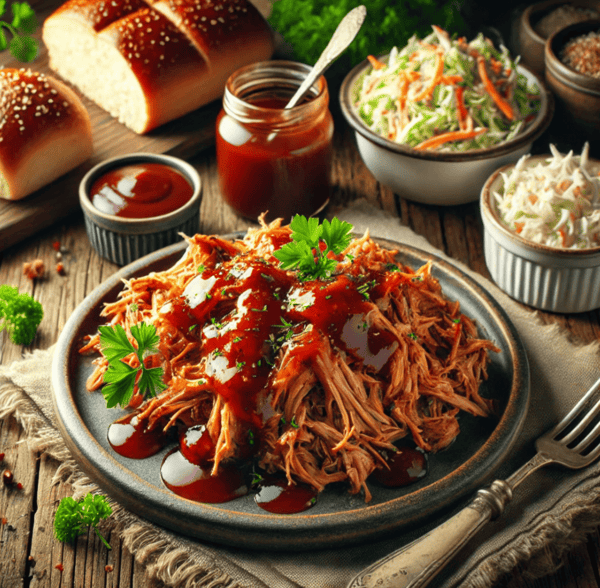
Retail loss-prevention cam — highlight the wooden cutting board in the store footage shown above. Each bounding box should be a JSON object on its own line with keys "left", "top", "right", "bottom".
{"left": 0, "top": 0, "right": 221, "bottom": 253}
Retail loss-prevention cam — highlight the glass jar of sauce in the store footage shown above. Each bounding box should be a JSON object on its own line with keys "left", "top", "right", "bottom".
{"left": 216, "top": 61, "right": 334, "bottom": 221}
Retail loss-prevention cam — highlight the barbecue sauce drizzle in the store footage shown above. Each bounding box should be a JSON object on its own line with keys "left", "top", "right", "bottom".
{"left": 106, "top": 252, "right": 429, "bottom": 513}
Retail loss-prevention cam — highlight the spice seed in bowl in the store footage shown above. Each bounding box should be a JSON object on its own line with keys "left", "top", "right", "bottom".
{"left": 561, "top": 29, "right": 600, "bottom": 77}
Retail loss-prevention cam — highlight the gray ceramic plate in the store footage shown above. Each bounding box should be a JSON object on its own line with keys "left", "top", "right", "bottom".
{"left": 51, "top": 235, "right": 530, "bottom": 551}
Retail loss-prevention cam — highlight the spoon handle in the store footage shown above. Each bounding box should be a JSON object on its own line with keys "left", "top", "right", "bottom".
{"left": 285, "top": 5, "right": 366, "bottom": 109}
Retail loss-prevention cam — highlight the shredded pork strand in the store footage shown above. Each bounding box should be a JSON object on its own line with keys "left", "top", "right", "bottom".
{"left": 81, "top": 218, "right": 499, "bottom": 502}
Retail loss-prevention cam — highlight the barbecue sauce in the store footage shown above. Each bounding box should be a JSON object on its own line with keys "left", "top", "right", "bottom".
{"left": 90, "top": 162, "right": 194, "bottom": 218}
{"left": 372, "top": 446, "right": 428, "bottom": 487}
{"left": 216, "top": 62, "right": 333, "bottom": 222}
{"left": 106, "top": 254, "right": 430, "bottom": 511}
{"left": 107, "top": 412, "right": 170, "bottom": 459}
{"left": 160, "top": 448, "right": 248, "bottom": 503}
{"left": 254, "top": 476, "right": 318, "bottom": 514}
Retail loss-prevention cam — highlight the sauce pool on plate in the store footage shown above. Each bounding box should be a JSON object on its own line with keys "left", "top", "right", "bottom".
{"left": 90, "top": 162, "right": 194, "bottom": 218}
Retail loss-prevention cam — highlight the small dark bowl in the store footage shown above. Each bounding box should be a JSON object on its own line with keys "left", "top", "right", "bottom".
{"left": 545, "top": 19, "right": 600, "bottom": 138}
{"left": 516, "top": 0, "right": 600, "bottom": 76}
{"left": 80, "top": 153, "right": 202, "bottom": 266}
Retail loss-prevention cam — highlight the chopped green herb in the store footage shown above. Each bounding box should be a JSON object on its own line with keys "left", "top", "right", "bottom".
{"left": 0, "top": 285, "right": 43, "bottom": 345}
{"left": 273, "top": 215, "right": 353, "bottom": 281}
{"left": 54, "top": 493, "right": 112, "bottom": 549}
{"left": 0, "top": 1, "right": 38, "bottom": 62}
{"left": 98, "top": 322, "right": 166, "bottom": 409}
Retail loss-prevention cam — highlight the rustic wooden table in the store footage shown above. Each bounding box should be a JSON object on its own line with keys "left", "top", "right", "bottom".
{"left": 2, "top": 0, "right": 600, "bottom": 583}
{"left": 1, "top": 121, "right": 600, "bottom": 587}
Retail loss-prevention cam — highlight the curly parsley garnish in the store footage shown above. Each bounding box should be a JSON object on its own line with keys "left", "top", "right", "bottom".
{"left": 273, "top": 215, "right": 353, "bottom": 280}
{"left": 98, "top": 322, "right": 166, "bottom": 409}
{"left": 54, "top": 493, "right": 112, "bottom": 549}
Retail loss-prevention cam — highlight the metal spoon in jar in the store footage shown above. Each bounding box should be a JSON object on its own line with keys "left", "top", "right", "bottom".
{"left": 284, "top": 5, "right": 367, "bottom": 109}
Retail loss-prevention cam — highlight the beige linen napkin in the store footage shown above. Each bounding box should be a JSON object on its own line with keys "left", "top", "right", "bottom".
{"left": 1, "top": 200, "right": 599, "bottom": 588}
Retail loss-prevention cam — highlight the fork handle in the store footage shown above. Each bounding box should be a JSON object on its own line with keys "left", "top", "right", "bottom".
{"left": 347, "top": 480, "right": 513, "bottom": 588}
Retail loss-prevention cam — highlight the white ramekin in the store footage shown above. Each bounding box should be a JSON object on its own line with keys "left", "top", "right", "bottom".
{"left": 480, "top": 160, "right": 600, "bottom": 313}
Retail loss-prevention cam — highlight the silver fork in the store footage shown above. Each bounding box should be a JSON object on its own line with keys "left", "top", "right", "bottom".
{"left": 348, "top": 376, "right": 600, "bottom": 588}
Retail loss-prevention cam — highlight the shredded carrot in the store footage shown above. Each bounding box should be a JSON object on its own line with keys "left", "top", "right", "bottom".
{"left": 414, "top": 127, "right": 487, "bottom": 151}
{"left": 455, "top": 86, "right": 469, "bottom": 131}
{"left": 441, "top": 75, "right": 463, "bottom": 85}
{"left": 413, "top": 50, "right": 444, "bottom": 102}
{"left": 559, "top": 228, "right": 568, "bottom": 246}
{"left": 490, "top": 57, "right": 503, "bottom": 76}
{"left": 367, "top": 55, "right": 385, "bottom": 70}
{"left": 477, "top": 57, "right": 514, "bottom": 120}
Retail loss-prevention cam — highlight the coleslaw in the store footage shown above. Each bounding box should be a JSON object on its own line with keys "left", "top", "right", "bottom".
{"left": 353, "top": 26, "right": 541, "bottom": 151}
{"left": 493, "top": 144, "right": 600, "bottom": 249}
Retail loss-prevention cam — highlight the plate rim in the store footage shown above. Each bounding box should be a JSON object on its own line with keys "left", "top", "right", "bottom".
{"left": 51, "top": 234, "right": 530, "bottom": 550}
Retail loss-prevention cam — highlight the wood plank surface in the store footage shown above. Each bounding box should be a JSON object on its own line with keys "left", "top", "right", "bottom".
{"left": 1, "top": 1, "right": 600, "bottom": 585}
{"left": 1, "top": 121, "right": 600, "bottom": 588}
{"left": 0, "top": 0, "right": 220, "bottom": 253}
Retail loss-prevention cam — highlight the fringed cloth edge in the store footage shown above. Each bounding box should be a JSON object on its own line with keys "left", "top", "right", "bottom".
{"left": 0, "top": 376, "right": 244, "bottom": 588}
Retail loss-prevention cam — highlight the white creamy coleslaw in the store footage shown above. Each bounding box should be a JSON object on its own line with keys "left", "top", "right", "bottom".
{"left": 493, "top": 144, "right": 600, "bottom": 249}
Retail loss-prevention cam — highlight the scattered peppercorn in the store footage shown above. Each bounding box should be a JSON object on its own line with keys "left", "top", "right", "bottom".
{"left": 16, "top": 482, "right": 23, "bottom": 490}
{"left": 2, "top": 469, "right": 14, "bottom": 486}
{"left": 52, "top": 241, "right": 61, "bottom": 251}
{"left": 23, "top": 259, "right": 45, "bottom": 280}
{"left": 56, "top": 262, "right": 65, "bottom": 275}
{"left": 105, "top": 565, "right": 114, "bottom": 572}
{"left": 55, "top": 563, "right": 64, "bottom": 572}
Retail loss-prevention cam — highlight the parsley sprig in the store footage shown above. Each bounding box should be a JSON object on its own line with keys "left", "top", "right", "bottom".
{"left": 0, "top": 1, "right": 37, "bottom": 62}
{"left": 54, "top": 493, "right": 112, "bottom": 549}
{"left": 98, "top": 322, "right": 166, "bottom": 409}
{"left": 273, "top": 215, "right": 353, "bottom": 280}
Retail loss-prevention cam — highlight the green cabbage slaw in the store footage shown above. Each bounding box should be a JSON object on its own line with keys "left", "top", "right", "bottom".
{"left": 353, "top": 26, "right": 542, "bottom": 152}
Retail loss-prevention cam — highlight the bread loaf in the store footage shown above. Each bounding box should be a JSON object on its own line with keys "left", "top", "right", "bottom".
{"left": 42, "top": 0, "right": 275, "bottom": 134}
{"left": 0, "top": 68, "right": 93, "bottom": 201}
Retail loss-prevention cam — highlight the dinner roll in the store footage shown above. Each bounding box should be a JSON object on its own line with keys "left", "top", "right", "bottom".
{"left": 0, "top": 68, "right": 93, "bottom": 201}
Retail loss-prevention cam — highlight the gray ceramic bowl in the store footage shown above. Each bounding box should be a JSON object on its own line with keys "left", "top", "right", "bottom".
{"left": 339, "top": 57, "right": 554, "bottom": 206}
{"left": 80, "top": 153, "right": 202, "bottom": 266}
{"left": 480, "top": 156, "right": 600, "bottom": 313}
{"left": 545, "top": 19, "right": 600, "bottom": 139}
